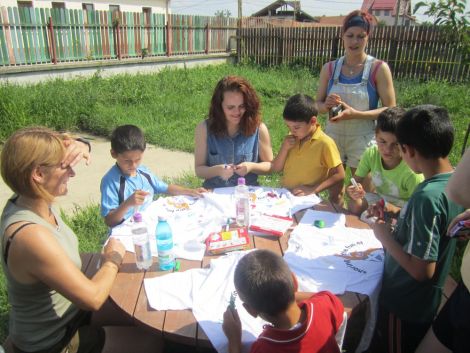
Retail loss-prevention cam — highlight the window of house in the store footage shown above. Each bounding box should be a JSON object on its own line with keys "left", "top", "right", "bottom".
{"left": 374, "top": 10, "right": 381, "bottom": 16}
{"left": 82, "top": 3, "right": 94, "bottom": 12}
{"left": 52, "top": 2, "right": 66, "bottom": 9}
{"left": 17, "top": 1, "right": 33, "bottom": 8}
{"left": 384, "top": 10, "right": 390, "bottom": 16}
{"left": 143, "top": 7, "right": 152, "bottom": 24}
{"left": 109, "top": 5, "right": 120, "bottom": 14}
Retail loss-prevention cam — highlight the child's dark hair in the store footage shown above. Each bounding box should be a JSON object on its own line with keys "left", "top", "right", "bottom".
{"left": 111, "top": 125, "right": 146, "bottom": 154}
{"left": 396, "top": 105, "right": 454, "bottom": 159}
{"left": 283, "top": 94, "right": 318, "bottom": 123}
{"left": 234, "top": 249, "right": 295, "bottom": 317}
{"left": 376, "top": 107, "right": 406, "bottom": 134}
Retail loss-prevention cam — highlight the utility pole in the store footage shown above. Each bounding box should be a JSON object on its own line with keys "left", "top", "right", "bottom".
{"left": 394, "top": 0, "right": 401, "bottom": 28}
{"left": 237, "top": 0, "right": 242, "bottom": 59}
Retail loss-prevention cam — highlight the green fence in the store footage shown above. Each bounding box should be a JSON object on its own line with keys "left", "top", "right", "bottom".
{"left": 0, "top": 6, "right": 237, "bottom": 66}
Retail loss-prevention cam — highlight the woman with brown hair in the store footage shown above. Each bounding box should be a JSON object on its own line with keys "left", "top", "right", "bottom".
{"left": 315, "top": 10, "right": 396, "bottom": 185}
{"left": 194, "top": 76, "right": 273, "bottom": 188}
{"left": 0, "top": 127, "right": 126, "bottom": 353}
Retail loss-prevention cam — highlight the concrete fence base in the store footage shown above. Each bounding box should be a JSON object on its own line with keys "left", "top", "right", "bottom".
{"left": 0, "top": 52, "right": 235, "bottom": 84}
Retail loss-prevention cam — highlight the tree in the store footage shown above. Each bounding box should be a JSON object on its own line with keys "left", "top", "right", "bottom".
{"left": 214, "top": 9, "right": 232, "bottom": 18}
{"left": 414, "top": 0, "right": 470, "bottom": 58}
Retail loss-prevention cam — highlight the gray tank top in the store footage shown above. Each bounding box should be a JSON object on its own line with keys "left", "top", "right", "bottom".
{"left": 0, "top": 198, "right": 81, "bottom": 351}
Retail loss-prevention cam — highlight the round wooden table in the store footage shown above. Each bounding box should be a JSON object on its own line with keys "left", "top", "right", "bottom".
{"left": 107, "top": 201, "right": 370, "bottom": 351}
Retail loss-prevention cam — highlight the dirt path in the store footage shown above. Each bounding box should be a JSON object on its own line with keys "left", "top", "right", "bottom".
{"left": 0, "top": 136, "right": 195, "bottom": 213}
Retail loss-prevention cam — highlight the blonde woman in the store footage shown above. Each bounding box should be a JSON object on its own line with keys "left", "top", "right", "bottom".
{"left": 0, "top": 127, "right": 125, "bottom": 353}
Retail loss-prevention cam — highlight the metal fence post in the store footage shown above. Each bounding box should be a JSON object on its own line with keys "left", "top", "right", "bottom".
{"left": 48, "top": 16, "right": 57, "bottom": 64}
{"left": 114, "top": 17, "right": 121, "bottom": 60}
{"left": 205, "top": 23, "right": 210, "bottom": 54}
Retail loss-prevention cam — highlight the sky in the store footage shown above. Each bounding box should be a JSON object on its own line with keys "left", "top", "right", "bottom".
{"left": 170, "top": 0, "right": 470, "bottom": 23}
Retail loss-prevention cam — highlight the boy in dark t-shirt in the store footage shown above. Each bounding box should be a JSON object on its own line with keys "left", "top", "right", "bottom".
{"left": 368, "top": 105, "right": 464, "bottom": 353}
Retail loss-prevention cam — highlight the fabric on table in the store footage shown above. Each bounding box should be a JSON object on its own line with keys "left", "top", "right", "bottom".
{"left": 284, "top": 209, "right": 384, "bottom": 353}
{"left": 143, "top": 250, "right": 265, "bottom": 353}
{"left": 110, "top": 189, "right": 322, "bottom": 261}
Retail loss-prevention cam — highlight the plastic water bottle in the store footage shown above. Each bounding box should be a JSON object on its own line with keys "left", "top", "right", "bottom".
{"left": 156, "top": 216, "right": 175, "bottom": 271}
{"left": 131, "top": 213, "right": 152, "bottom": 270}
{"left": 235, "top": 177, "right": 250, "bottom": 227}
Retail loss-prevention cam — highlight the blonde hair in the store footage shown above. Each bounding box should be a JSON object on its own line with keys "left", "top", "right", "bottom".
{"left": 1, "top": 126, "right": 65, "bottom": 203}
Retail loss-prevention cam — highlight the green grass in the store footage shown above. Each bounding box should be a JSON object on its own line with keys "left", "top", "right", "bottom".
{"left": 1, "top": 64, "right": 468, "bottom": 164}
{"left": 0, "top": 63, "right": 469, "bottom": 344}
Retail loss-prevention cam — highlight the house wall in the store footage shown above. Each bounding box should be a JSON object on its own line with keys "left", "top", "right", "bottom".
{"left": 3, "top": 0, "right": 169, "bottom": 13}
{"left": 376, "top": 15, "right": 415, "bottom": 26}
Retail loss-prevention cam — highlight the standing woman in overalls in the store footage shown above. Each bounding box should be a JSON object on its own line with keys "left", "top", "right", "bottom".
{"left": 316, "top": 10, "right": 396, "bottom": 192}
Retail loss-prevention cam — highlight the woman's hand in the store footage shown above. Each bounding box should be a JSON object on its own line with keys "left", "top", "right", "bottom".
{"left": 61, "top": 138, "right": 91, "bottom": 168}
{"left": 447, "top": 209, "right": 470, "bottom": 241}
{"left": 346, "top": 183, "right": 365, "bottom": 201}
{"left": 220, "top": 164, "right": 235, "bottom": 180}
{"left": 103, "top": 237, "right": 126, "bottom": 267}
{"left": 329, "top": 101, "right": 357, "bottom": 123}
{"left": 234, "top": 162, "right": 251, "bottom": 176}
{"left": 325, "top": 93, "right": 342, "bottom": 110}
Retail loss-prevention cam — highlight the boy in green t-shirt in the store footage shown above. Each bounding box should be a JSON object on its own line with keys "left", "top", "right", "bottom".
{"left": 367, "top": 105, "right": 465, "bottom": 353}
{"left": 347, "top": 107, "right": 423, "bottom": 219}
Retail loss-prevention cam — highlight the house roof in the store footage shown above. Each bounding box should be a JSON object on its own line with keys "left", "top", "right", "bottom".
{"left": 362, "top": 0, "right": 396, "bottom": 11}
{"left": 251, "top": 0, "right": 316, "bottom": 21}
{"left": 361, "top": 0, "right": 413, "bottom": 16}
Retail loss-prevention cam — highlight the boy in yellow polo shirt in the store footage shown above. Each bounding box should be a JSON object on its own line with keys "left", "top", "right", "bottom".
{"left": 271, "top": 94, "right": 345, "bottom": 204}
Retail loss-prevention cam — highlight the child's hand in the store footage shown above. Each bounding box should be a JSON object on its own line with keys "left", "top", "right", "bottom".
{"left": 222, "top": 306, "right": 242, "bottom": 349}
{"left": 371, "top": 221, "right": 393, "bottom": 243}
{"left": 325, "top": 93, "right": 341, "bottom": 109}
{"left": 291, "top": 185, "right": 315, "bottom": 196}
{"left": 127, "top": 190, "right": 150, "bottom": 207}
{"left": 220, "top": 164, "right": 235, "bottom": 180}
{"left": 280, "top": 135, "right": 296, "bottom": 152}
{"left": 186, "top": 187, "right": 208, "bottom": 197}
{"left": 346, "top": 183, "right": 365, "bottom": 200}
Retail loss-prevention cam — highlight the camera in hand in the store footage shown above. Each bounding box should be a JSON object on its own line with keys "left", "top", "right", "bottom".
{"left": 329, "top": 104, "right": 343, "bottom": 119}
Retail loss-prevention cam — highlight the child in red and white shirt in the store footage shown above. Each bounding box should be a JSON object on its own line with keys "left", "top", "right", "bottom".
{"left": 222, "top": 249, "right": 347, "bottom": 353}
